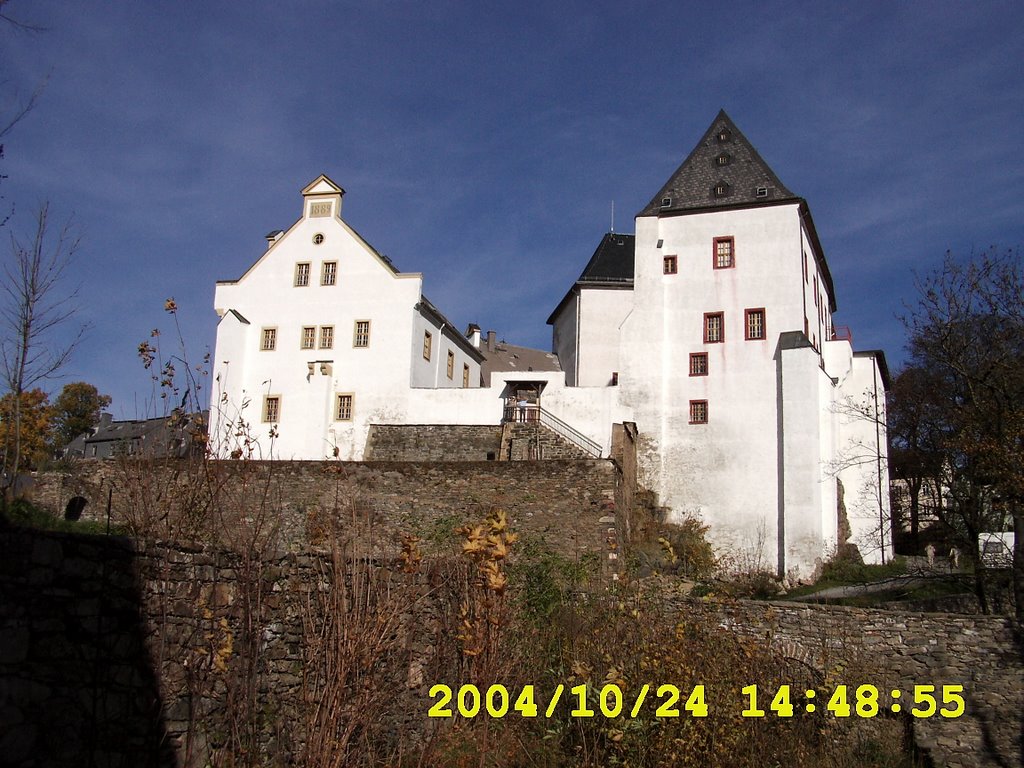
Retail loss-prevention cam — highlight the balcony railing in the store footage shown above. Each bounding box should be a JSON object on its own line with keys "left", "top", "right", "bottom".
{"left": 831, "top": 325, "right": 853, "bottom": 343}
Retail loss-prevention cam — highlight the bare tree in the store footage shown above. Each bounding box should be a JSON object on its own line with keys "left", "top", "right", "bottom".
{"left": 1, "top": 202, "right": 85, "bottom": 488}
{"left": 901, "top": 247, "right": 1024, "bottom": 617}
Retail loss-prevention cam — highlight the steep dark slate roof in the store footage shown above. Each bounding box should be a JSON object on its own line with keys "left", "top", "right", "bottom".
{"left": 639, "top": 110, "right": 799, "bottom": 216}
{"left": 546, "top": 233, "right": 635, "bottom": 325}
{"left": 577, "top": 233, "right": 635, "bottom": 283}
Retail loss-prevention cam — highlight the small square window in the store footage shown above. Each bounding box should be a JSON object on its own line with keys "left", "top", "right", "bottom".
{"left": 462, "top": 363, "right": 470, "bottom": 388}
{"left": 300, "top": 326, "right": 316, "bottom": 350}
{"left": 261, "top": 327, "right": 277, "bottom": 351}
{"left": 335, "top": 394, "right": 353, "bottom": 421}
{"left": 263, "top": 395, "right": 281, "bottom": 423}
{"left": 446, "top": 350, "right": 455, "bottom": 379}
{"left": 663, "top": 255, "right": 678, "bottom": 275}
{"left": 353, "top": 320, "right": 370, "bottom": 348}
{"left": 321, "top": 261, "right": 337, "bottom": 285}
{"left": 294, "top": 262, "right": 311, "bottom": 287}
{"left": 319, "top": 325, "right": 334, "bottom": 349}
{"left": 704, "top": 312, "right": 724, "bottom": 343}
{"left": 689, "top": 353, "right": 708, "bottom": 376}
{"left": 689, "top": 400, "right": 708, "bottom": 424}
{"left": 423, "top": 331, "right": 432, "bottom": 360}
{"left": 745, "top": 308, "right": 766, "bottom": 340}
{"left": 714, "top": 237, "right": 734, "bottom": 269}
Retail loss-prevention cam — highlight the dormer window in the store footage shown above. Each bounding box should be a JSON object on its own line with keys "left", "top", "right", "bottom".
{"left": 716, "top": 127, "right": 732, "bottom": 143}
{"left": 715, "top": 153, "right": 731, "bottom": 166}
{"left": 713, "top": 181, "right": 731, "bottom": 198}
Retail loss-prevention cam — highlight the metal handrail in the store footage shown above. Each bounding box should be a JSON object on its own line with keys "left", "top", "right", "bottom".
{"left": 502, "top": 405, "right": 602, "bottom": 458}
{"left": 538, "top": 408, "right": 603, "bottom": 457}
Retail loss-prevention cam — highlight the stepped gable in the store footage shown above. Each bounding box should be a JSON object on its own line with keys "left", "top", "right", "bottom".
{"left": 639, "top": 109, "right": 800, "bottom": 216}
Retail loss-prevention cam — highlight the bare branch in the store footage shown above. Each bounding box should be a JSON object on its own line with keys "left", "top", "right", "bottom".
{"left": 0, "top": 201, "right": 88, "bottom": 480}
{"left": 0, "top": 0, "right": 47, "bottom": 34}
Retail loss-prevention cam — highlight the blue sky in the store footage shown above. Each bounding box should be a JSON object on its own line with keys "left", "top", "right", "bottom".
{"left": 2, "top": 0, "right": 1022, "bottom": 416}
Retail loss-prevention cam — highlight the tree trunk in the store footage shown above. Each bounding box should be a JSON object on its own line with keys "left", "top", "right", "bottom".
{"left": 1013, "top": 507, "right": 1023, "bottom": 622}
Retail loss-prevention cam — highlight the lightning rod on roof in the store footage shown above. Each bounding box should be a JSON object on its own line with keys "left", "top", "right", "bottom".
{"left": 611, "top": 201, "right": 615, "bottom": 233}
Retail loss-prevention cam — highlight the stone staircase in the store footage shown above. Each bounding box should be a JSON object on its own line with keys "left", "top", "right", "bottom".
{"left": 500, "top": 421, "right": 594, "bottom": 461}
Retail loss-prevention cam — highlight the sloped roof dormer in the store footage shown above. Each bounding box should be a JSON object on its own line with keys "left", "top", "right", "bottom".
{"left": 639, "top": 110, "right": 798, "bottom": 216}
{"left": 301, "top": 174, "right": 345, "bottom": 219}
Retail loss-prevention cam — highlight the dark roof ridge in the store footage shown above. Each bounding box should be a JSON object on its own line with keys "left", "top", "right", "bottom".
{"left": 638, "top": 109, "right": 798, "bottom": 217}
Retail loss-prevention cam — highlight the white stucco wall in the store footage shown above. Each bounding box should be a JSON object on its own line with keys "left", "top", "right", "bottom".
{"left": 576, "top": 287, "right": 633, "bottom": 387}
{"left": 550, "top": 293, "right": 580, "bottom": 386}
{"left": 615, "top": 204, "right": 823, "bottom": 573}
{"left": 210, "top": 181, "right": 480, "bottom": 461}
{"left": 833, "top": 349, "right": 892, "bottom": 564}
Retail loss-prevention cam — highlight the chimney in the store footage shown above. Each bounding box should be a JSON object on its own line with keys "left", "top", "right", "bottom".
{"left": 486, "top": 330, "right": 496, "bottom": 352}
{"left": 466, "top": 324, "right": 482, "bottom": 348}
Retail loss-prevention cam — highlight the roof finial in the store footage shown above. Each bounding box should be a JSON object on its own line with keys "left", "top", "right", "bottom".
{"left": 610, "top": 200, "right": 615, "bottom": 233}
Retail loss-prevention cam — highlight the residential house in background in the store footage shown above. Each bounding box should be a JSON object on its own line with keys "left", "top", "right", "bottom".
{"left": 64, "top": 412, "right": 207, "bottom": 459}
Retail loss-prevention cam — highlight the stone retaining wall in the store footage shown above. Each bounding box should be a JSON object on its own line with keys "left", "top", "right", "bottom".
{"left": 33, "top": 459, "right": 621, "bottom": 571}
{"left": 0, "top": 528, "right": 451, "bottom": 767}
{"left": 683, "top": 596, "right": 1024, "bottom": 768}
{"left": 364, "top": 424, "right": 502, "bottom": 461}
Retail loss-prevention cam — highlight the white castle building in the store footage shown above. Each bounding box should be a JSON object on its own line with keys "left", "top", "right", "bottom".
{"left": 211, "top": 111, "right": 892, "bottom": 575}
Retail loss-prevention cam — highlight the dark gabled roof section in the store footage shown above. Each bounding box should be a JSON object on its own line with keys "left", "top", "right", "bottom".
{"left": 578, "top": 233, "right": 635, "bottom": 283}
{"left": 639, "top": 110, "right": 799, "bottom": 217}
{"left": 547, "top": 233, "right": 635, "bottom": 325}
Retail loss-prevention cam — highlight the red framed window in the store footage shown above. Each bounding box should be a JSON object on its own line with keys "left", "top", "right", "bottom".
{"left": 689, "top": 400, "right": 708, "bottom": 424}
{"left": 663, "top": 255, "right": 678, "bottom": 274}
{"left": 689, "top": 352, "right": 708, "bottom": 376}
{"left": 713, "top": 237, "right": 735, "bottom": 269}
{"left": 745, "top": 308, "right": 766, "bottom": 340}
{"left": 704, "top": 312, "right": 724, "bottom": 343}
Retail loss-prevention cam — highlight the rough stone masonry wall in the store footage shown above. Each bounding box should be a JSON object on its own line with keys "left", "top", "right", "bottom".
{"left": 0, "top": 529, "right": 174, "bottom": 767}
{"left": 364, "top": 424, "right": 502, "bottom": 461}
{"left": 33, "top": 460, "right": 621, "bottom": 573}
{"left": 682, "top": 596, "right": 1024, "bottom": 768}
{"left": 0, "top": 527, "right": 464, "bottom": 768}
